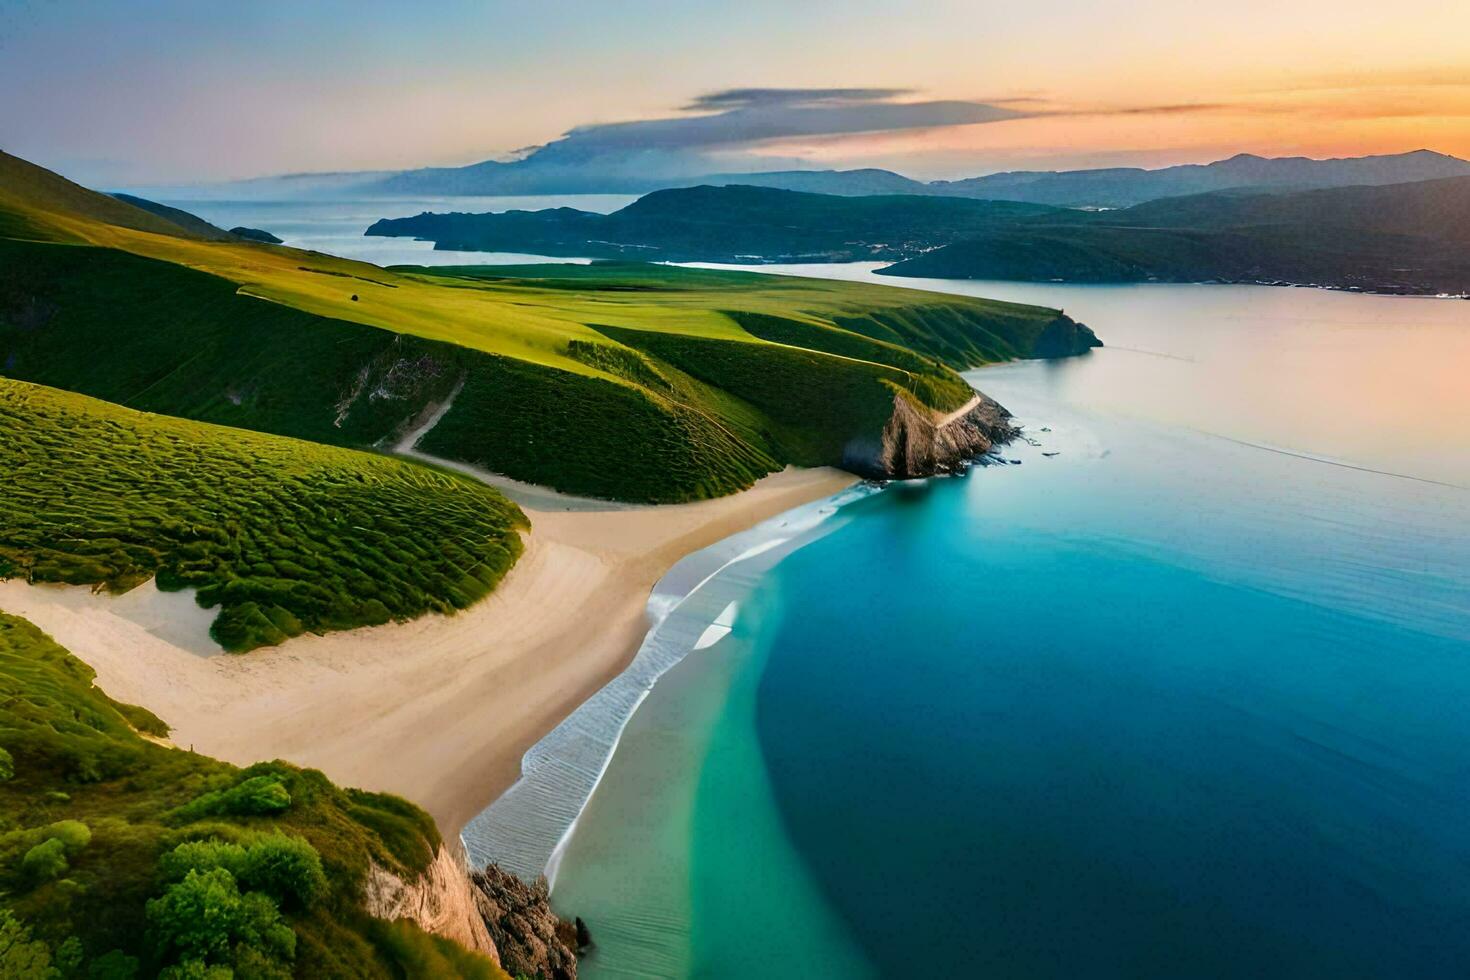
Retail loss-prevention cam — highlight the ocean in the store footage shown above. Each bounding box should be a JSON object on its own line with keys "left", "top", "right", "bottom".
{"left": 551, "top": 273, "right": 1470, "bottom": 978}
{"left": 152, "top": 200, "right": 1470, "bottom": 976}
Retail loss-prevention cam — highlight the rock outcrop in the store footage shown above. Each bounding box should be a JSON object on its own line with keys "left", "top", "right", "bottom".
{"left": 363, "top": 845, "right": 500, "bottom": 962}
{"left": 470, "top": 865, "right": 584, "bottom": 980}
{"left": 843, "top": 389, "right": 1019, "bottom": 480}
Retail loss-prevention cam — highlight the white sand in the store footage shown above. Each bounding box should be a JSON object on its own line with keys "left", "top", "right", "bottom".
{"left": 0, "top": 465, "right": 856, "bottom": 836}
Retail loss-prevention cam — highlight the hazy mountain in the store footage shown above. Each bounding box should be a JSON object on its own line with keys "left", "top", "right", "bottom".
{"left": 929, "top": 150, "right": 1470, "bottom": 207}
{"left": 135, "top": 149, "right": 1470, "bottom": 206}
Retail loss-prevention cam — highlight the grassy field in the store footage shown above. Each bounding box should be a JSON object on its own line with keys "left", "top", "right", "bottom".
{"left": 0, "top": 611, "right": 510, "bottom": 978}
{"left": 0, "top": 378, "right": 525, "bottom": 651}
{"left": 0, "top": 151, "right": 1097, "bottom": 501}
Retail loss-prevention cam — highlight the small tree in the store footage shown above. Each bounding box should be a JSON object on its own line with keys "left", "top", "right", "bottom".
{"left": 146, "top": 867, "right": 295, "bottom": 976}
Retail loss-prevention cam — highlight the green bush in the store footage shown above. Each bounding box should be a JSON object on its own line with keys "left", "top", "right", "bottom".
{"left": 169, "top": 775, "right": 291, "bottom": 823}
{"left": 146, "top": 867, "right": 295, "bottom": 977}
{"left": 0, "top": 908, "right": 54, "bottom": 976}
{"left": 46, "top": 819, "right": 91, "bottom": 852}
{"left": 0, "top": 746, "right": 13, "bottom": 781}
{"left": 159, "top": 835, "right": 325, "bottom": 910}
{"left": 21, "top": 836, "right": 68, "bottom": 883}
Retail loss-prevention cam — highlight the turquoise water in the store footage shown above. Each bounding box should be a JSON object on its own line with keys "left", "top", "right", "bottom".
{"left": 553, "top": 279, "right": 1470, "bottom": 978}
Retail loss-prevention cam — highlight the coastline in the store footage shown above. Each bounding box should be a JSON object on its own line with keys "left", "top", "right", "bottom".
{"left": 0, "top": 462, "right": 856, "bottom": 839}
{"left": 462, "top": 479, "right": 879, "bottom": 883}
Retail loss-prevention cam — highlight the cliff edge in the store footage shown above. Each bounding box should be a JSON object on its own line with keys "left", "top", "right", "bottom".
{"left": 844, "top": 389, "right": 1019, "bottom": 479}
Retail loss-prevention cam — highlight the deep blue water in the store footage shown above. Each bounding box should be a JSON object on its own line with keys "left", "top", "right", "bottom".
{"left": 551, "top": 279, "right": 1470, "bottom": 978}
{"left": 753, "top": 396, "right": 1470, "bottom": 977}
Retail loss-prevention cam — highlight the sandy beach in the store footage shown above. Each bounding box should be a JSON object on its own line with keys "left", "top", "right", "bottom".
{"left": 0, "top": 463, "right": 856, "bottom": 837}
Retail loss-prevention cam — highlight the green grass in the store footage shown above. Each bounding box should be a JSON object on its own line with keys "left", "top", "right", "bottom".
{"left": 0, "top": 150, "right": 209, "bottom": 244}
{"left": 0, "top": 378, "right": 525, "bottom": 651}
{"left": 1, "top": 153, "right": 1097, "bottom": 504}
{"left": 0, "top": 240, "right": 1091, "bottom": 502}
{"left": 0, "top": 611, "right": 510, "bottom": 978}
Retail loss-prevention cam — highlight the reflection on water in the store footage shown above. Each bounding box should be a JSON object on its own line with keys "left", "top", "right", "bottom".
{"left": 687, "top": 262, "right": 1470, "bottom": 487}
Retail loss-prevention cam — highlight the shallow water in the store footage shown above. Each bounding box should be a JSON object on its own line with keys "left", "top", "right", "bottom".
{"left": 551, "top": 274, "right": 1470, "bottom": 978}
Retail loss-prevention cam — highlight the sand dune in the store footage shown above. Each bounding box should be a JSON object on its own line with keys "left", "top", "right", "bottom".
{"left": 0, "top": 465, "right": 855, "bottom": 837}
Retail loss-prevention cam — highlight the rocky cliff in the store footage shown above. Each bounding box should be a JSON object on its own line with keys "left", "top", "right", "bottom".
{"left": 471, "top": 866, "right": 585, "bottom": 980}
{"left": 363, "top": 846, "right": 501, "bottom": 962}
{"left": 843, "top": 389, "right": 1019, "bottom": 480}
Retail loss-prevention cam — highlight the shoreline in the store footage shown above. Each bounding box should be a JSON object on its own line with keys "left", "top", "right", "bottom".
{"left": 462, "top": 480, "right": 879, "bottom": 883}
{"left": 0, "top": 462, "right": 857, "bottom": 839}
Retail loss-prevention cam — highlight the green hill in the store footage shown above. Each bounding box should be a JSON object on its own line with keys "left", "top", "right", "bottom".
{"left": 365, "top": 185, "right": 1059, "bottom": 262}
{"left": 109, "top": 193, "right": 236, "bottom": 241}
{"left": 371, "top": 176, "right": 1470, "bottom": 295}
{"left": 881, "top": 177, "right": 1470, "bottom": 293}
{"left": 0, "top": 611, "right": 510, "bottom": 978}
{"left": 0, "top": 154, "right": 1098, "bottom": 503}
{"left": 0, "top": 378, "right": 525, "bottom": 651}
{"left": 0, "top": 150, "right": 213, "bottom": 244}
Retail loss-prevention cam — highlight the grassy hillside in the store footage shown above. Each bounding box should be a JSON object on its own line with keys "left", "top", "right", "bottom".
{"left": 0, "top": 153, "right": 1097, "bottom": 502}
{"left": 0, "top": 151, "right": 210, "bottom": 244}
{"left": 0, "top": 611, "right": 509, "bottom": 978}
{"left": 109, "top": 193, "right": 236, "bottom": 241}
{"left": 0, "top": 378, "right": 525, "bottom": 651}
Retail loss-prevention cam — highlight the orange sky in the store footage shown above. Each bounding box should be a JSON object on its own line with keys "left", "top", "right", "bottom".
{"left": 3, "top": 0, "right": 1467, "bottom": 183}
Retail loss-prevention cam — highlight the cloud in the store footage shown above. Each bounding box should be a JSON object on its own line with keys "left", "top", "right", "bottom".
{"left": 681, "top": 87, "right": 916, "bottom": 111}
{"left": 525, "top": 87, "right": 1035, "bottom": 166}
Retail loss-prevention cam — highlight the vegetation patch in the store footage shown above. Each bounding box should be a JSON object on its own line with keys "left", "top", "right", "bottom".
{"left": 0, "top": 611, "right": 509, "bottom": 978}
{"left": 0, "top": 378, "right": 525, "bottom": 651}
{"left": 0, "top": 155, "right": 1098, "bottom": 504}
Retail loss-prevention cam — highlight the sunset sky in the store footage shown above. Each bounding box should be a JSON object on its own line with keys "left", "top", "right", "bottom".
{"left": 3, "top": 0, "right": 1468, "bottom": 185}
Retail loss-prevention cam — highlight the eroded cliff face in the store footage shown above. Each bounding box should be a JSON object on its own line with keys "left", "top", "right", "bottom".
{"left": 843, "top": 389, "right": 1019, "bottom": 480}
{"left": 363, "top": 846, "right": 500, "bottom": 962}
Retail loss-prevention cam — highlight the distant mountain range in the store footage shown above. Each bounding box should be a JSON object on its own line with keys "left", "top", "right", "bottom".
{"left": 371, "top": 148, "right": 1470, "bottom": 205}
{"left": 367, "top": 176, "right": 1470, "bottom": 295}
{"left": 134, "top": 149, "right": 1470, "bottom": 209}
{"left": 925, "top": 149, "right": 1470, "bottom": 207}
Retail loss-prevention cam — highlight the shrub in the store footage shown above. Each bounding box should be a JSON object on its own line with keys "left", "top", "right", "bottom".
{"left": 0, "top": 746, "right": 13, "bottom": 781}
{"left": 159, "top": 834, "right": 325, "bottom": 910}
{"left": 146, "top": 867, "right": 295, "bottom": 975}
{"left": 0, "top": 909, "right": 53, "bottom": 976}
{"left": 45, "top": 819, "right": 91, "bottom": 852}
{"left": 238, "top": 835, "right": 326, "bottom": 909}
{"left": 21, "top": 836, "right": 68, "bottom": 883}
{"left": 171, "top": 775, "right": 291, "bottom": 822}
{"left": 220, "top": 776, "right": 291, "bottom": 816}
